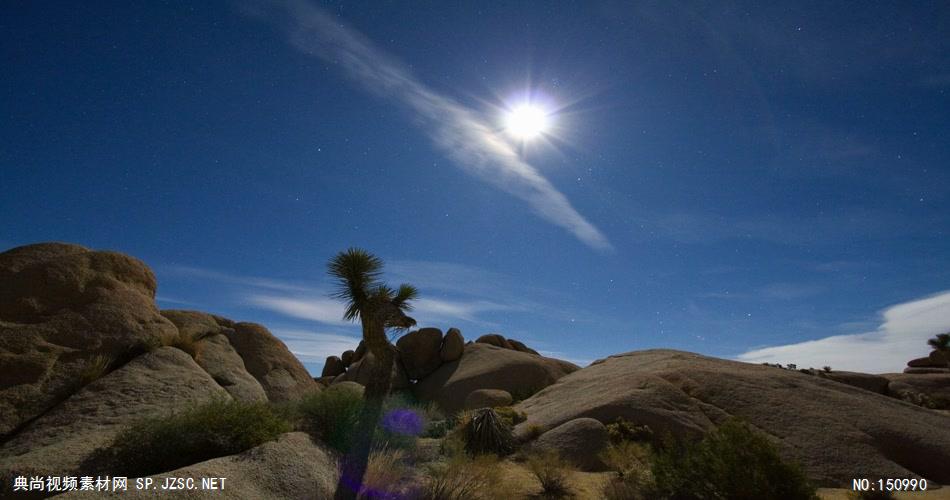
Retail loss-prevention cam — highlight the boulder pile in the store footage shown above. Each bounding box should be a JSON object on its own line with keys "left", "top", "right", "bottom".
{"left": 0, "top": 243, "right": 319, "bottom": 479}
{"left": 904, "top": 349, "right": 950, "bottom": 374}
{"left": 317, "top": 327, "right": 579, "bottom": 412}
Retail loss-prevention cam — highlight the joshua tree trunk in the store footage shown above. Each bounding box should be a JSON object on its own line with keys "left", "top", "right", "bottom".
{"left": 333, "top": 317, "right": 395, "bottom": 500}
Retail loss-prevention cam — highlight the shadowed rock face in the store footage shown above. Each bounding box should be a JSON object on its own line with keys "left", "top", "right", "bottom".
{"left": 0, "top": 243, "right": 179, "bottom": 437}
{"left": 58, "top": 433, "right": 338, "bottom": 500}
{"left": 515, "top": 349, "right": 950, "bottom": 486}
{"left": 414, "top": 343, "right": 579, "bottom": 413}
{"left": 0, "top": 243, "right": 317, "bottom": 469}
{"left": 0, "top": 347, "right": 229, "bottom": 477}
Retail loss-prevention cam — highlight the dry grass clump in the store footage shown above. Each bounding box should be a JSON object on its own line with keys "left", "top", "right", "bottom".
{"left": 78, "top": 354, "right": 114, "bottom": 386}
{"left": 420, "top": 454, "right": 505, "bottom": 500}
{"left": 525, "top": 450, "right": 574, "bottom": 499}
{"left": 357, "top": 446, "right": 414, "bottom": 499}
{"left": 168, "top": 331, "right": 203, "bottom": 360}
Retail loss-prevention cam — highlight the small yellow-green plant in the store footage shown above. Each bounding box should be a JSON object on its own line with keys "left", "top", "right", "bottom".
{"left": 420, "top": 454, "right": 504, "bottom": 500}
{"left": 525, "top": 450, "right": 574, "bottom": 499}
{"left": 78, "top": 354, "right": 113, "bottom": 386}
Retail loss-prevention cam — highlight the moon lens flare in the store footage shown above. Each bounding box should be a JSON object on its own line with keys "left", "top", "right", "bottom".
{"left": 504, "top": 104, "right": 551, "bottom": 140}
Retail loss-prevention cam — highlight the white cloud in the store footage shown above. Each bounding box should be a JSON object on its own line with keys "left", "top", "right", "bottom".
{"left": 413, "top": 298, "right": 518, "bottom": 323}
{"left": 244, "top": 0, "right": 612, "bottom": 251}
{"left": 162, "top": 265, "right": 315, "bottom": 292}
{"left": 247, "top": 294, "right": 350, "bottom": 326}
{"left": 270, "top": 328, "right": 361, "bottom": 363}
{"left": 738, "top": 290, "right": 950, "bottom": 373}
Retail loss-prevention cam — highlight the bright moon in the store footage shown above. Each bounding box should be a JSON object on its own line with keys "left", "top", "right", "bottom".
{"left": 505, "top": 104, "right": 550, "bottom": 140}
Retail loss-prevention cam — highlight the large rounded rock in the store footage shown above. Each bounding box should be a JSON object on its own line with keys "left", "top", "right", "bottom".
{"left": 0, "top": 347, "right": 229, "bottom": 477}
{"left": 322, "top": 356, "right": 345, "bottom": 377}
{"left": 0, "top": 243, "right": 179, "bottom": 436}
{"left": 515, "top": 349, "right": 950, "bottom": 486}
{"left": 508, "top": 338, "right": 540, "bottom": 356}
{"left": 413, "top": 343, "right": 579, "bottom": 413}
{"left": 475, "top": 333, "right": 513, "bottom": 350}
{"left": 396, "top": 327, "right": 444, "bottom": 380}
{"left": 908, "top": 356, "right": 936, "bottom": 368}
{"left": 529, "top": 418, "right": 608, "bottom": 471}
{"left": 334, "top": 351, "right": 410, "bottom": 390}
{"left": 60, "top": 432, "right": 338, "bottom": 500}
{"left": 885, "top": 373, "right": 950, "bottom": 408}
{"left": 464, "top": 388, "right": 513, "bottom": 410}
{"left": 162, "top": 310, "right": 267, "bottom": 403}
{"left": 225, "top": 322, "right": 318, "bottom": 402}
{"left": 195, "top": 334, "right": 268, "bottom": 403}
{"left": 929, "top": 350, "right": 949, "bottom": 367}
{"left": 440, "top": 328, "right": 464, "bottom": 362}
{"left": 903, "top": 367, "right": 950, "bottom": 374}
{"left": 341, "top": 349, "right": 355, "bottom": 367}
{"left": 818, "top": 371, "right": 890, "bottom": 394}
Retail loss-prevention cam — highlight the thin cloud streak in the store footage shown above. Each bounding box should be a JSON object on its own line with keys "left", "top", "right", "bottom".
{"left": 246, "top": 0, "right": 612, "bottom": 251}
{"left": 738, "top": 290, "right": 950, "bottom": 373}
{"left": 271, "top": 328, "right": 361, "bottom": 363}
{"left": 247, "top": 294, "right": 350, "bottom": 326}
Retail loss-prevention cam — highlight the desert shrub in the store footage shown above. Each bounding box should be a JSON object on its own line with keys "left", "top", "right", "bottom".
{"left": 357, "top": 446, "right": 413, "bottom": 499}
{"left": 897, "top": 390, "right": 939, "bottom": 409}
{"left": 78, "top": 354, "right": 113, "bottom": 386}
{"left": 424, "top": 419, "right": 455, "bottom": 439}
{"left": 606, "top": 418, "right": 653, "bottom": 444}
{"left": 522, "top": 423, "right": 546, "bottom": 442}
{"left": 510, "top": 385, "right": 544, "bottom": 402}
{"left": 420, "top": 454, "right": 504, "bottom": 500}
{"left": 103, "top": 399, "right": 290, "bottom": 478}
{"left": 494, "top": 406, "right": 527, "bottom": 426}
{"left": 525, "top": 450, "right": 574, "bottom": 499}
{"left": 822, "top": 366, "right": 832, "bottom": 372}
{"left": 601, "top": 440, "right": 651, "bottom": 480}
{"left": 603, "top": 476, "right": 648, "bottom": 500}
{"left": 376, "top": 407, "right": 424, "bottom": 452}
{"left": 298, "top": 386, "right": 364, "bottom": 452}
{"left": 648, "top": 419, "right": 817, "bottom": 500}
{"left": 463, "top": 408, "right": 514, "bottom": 456}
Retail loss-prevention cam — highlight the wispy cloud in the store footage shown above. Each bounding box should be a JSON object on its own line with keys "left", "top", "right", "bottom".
{"left": 162, "top": 264, "right": 315, "bottom": 293}
{"left": 270, "top": 328, "right": 361, "bottom": 363}
{"left": 243, "top": 0, "right": 612, "bottom": 251}
{"left": 247, "top": 294, "right": 350, "bottom": 326}
{"left": 248, "top": 293, "right": 516, "bottom": 326}
{"left": 737, "top": 290, "right": 950, "bottom": 373}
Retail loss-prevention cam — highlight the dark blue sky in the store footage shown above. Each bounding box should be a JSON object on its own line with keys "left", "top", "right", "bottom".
{"left": 3, "top": 1, "right": 949, "bottom": 373}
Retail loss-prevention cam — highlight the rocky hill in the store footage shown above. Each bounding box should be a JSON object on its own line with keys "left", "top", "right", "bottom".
{"left": 1, "top": 242, "right": 949, "bottom": 498}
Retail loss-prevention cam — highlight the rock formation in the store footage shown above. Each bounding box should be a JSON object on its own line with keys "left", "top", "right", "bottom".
{"left": 414, "top": 343, "right": 579, "bottom": 413}
{"left": 514, "top": 349, "right": 950, "bottom": 486}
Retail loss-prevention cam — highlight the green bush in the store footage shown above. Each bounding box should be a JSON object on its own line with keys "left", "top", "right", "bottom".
{"left": 606, "top": 418, "right": 653, "bottom": 444}
{"left": 298, "top": 385, "right": 364, "bottom": 452}
{"left": 494, "top": 406, "right": 527, "bottom": 426}
{"left": 103, "top": 399, "right": 290, "bottom": 478}
{"left": 649, "top": 419, "right": 818, "bottom": 500}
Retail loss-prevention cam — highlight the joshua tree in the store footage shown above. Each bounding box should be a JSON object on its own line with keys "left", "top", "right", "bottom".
{"left": 328, "top": 248, "right": 418, "bottom": 500}
{"left": 928, "top": 333, "right": 950, "bottom": 352}
{"left": 928, "top": 333, "right": 950, "bottom": 368}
